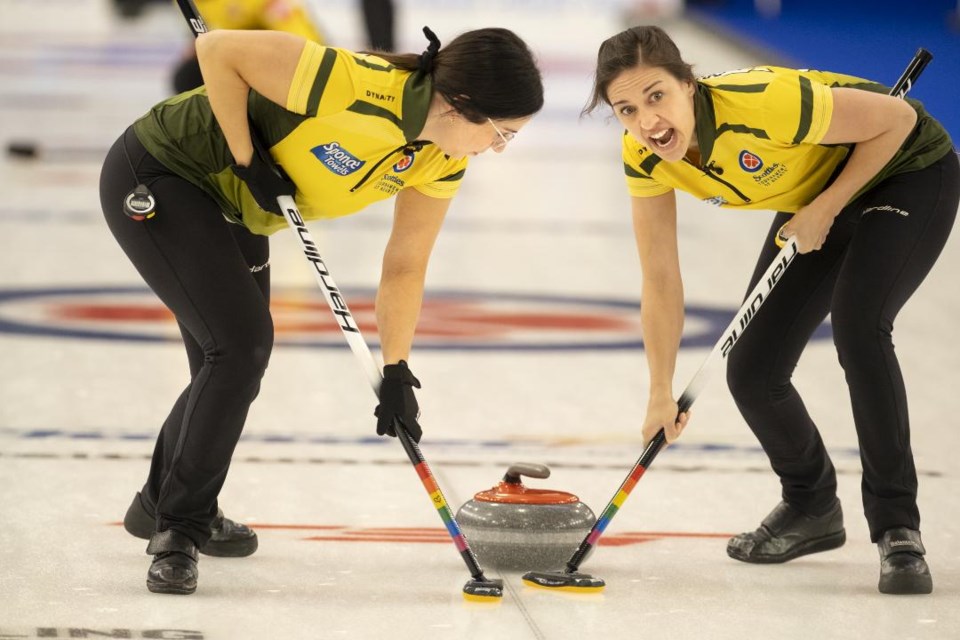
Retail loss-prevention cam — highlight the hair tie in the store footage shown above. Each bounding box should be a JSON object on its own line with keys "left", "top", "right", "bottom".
{"left": 417, "top": 26, "right": 441, "bottom": 73}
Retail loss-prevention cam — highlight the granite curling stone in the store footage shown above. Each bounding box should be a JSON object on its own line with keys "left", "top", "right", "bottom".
{"left": 456, "top": 463, "right": 596, "bottom": 571}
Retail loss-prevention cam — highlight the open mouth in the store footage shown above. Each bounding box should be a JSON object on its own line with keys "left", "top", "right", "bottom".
{"left": 648, "top": 128, "right": 676, "bottom": 152}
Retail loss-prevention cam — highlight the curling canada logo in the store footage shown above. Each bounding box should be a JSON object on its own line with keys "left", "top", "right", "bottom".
{"left": 311, "top": 142, "right": 366, "bottom": 176}
{"left": 738, "top": 150, "right": 763, "bottom": 173}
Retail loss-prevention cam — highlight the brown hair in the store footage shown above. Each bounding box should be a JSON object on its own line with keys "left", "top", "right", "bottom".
{"left": 375, "top": 28, "right": 544, "bottom": 123}
{"left": 583, "top": 25, "right": 695, "bottom": 116}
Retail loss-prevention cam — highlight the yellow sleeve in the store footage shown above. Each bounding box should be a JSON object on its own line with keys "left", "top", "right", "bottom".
{"left": 762, "top": 71, "right": 834, "bottom": 145}
{"left": 413, "top": 158, "right": 469, "bottom": 199}
{"left": 623, "top": 135, "right": 672, "bottom": 198}
{"left": 262, "top": 0, "right": 325, "bottom": 43}
{"left": 192, "top": 0, "right": 324, "bottom": 41}
{"left": 192, "top": 0, "right": 258, "bottom": 29}
{"left": 286, "top": 43, "right": 354, "bottom": 118}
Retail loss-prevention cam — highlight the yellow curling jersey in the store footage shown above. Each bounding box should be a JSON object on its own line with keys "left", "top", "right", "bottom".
{"left": 133, "top": 42, "right": 468, "bottom": 235}
{"left": 193, "top": 0, "right": 323, "bottom": 42}
{"left": 624, "top": 66, "right": 953, "bottom": 211}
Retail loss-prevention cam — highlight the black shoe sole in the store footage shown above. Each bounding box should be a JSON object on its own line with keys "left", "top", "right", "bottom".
{"left": 147, "top": 579, "right": 197, "bottom": 595}
{"left": 200, "top": 536, "right": 258, "bottom": 558}
{"left": 879, "top": 573, "right": 933, "bottom": 595}
{"left": 727, "top": 529, "right": 847, "bottom": 564}
{"left": 124, "top": 493, "right": 258, "bottom": 558}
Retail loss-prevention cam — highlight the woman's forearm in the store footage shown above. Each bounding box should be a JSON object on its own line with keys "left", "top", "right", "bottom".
{"left": 376, "top": 269, "right": 427, "bottom": 365}
{"left": 817, "top": 126, "right": 915, "bottom": 214}
{"left": 815, "top": 91, "right": 917, "bottom": 214}
{"left": 640, "top": 278, "right": 685, "bottom": 398}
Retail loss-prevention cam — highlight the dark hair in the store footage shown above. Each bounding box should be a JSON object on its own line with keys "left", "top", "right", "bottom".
{"left": 375, "top": 27, "right": 544, "bottom": 123}
{"left": 583, "top": 25, "right": 695, "bottom": 116}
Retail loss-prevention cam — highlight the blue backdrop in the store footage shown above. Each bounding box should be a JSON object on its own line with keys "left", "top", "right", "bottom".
{"left": 687, "top": 0, "right": 960, "bottom": 143}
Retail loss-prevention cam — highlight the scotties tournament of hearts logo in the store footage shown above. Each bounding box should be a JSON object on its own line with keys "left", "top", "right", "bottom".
{"left": 738, "top": 150, "right": 763, "bottom": 173}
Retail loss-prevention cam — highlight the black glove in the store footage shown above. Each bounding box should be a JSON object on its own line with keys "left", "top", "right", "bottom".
{"left": 231, "top": 150, "right": 296, "bottom": 216}
{"left": 375, "top": 360, "right": 423, "bottom": 443}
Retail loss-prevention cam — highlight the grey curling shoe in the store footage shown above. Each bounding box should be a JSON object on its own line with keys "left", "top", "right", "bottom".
{"left": 878, "top": 527, "right": 932, "bottom": 595}
{"left": 727, "top": 500, "right": 846, "bottom": 563}
{"left": 124, "top": 492, "right": 258, "bottom": 558}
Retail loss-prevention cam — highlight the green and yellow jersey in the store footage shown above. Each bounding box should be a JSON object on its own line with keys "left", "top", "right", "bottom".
{"left": 133, "top": 41, "right": 468, "bottom": 235}
{"left": 194, "top": 0, "right": 323, "bottom": 42}
{"left": 623, "top": 66, "right": 953, "bottom": 211}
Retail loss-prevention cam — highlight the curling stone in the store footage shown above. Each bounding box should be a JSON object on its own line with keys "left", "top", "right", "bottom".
{"left": 456, "top": 463, "right": 596, "bottom": 571}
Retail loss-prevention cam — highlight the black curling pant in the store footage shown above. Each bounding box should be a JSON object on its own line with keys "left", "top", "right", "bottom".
{"left": 726, "top": 151, "right": 959, "bottom": 542}
{"left": 100, "top": 127, "right": 272, "bottom": 547}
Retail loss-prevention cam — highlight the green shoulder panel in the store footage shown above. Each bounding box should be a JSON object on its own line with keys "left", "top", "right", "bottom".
{"left": 249, "top": 90, "right": 310, "bottom": 147}
{"left": 132, "top": 88, "right": 312, "bottom": 227}
{"left": 132, "top": 88, "right": 242, "bottom": 217}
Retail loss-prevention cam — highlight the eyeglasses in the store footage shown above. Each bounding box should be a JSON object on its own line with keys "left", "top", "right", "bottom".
{"left": 487, "top": 118, "right": 515, "bottom": 151}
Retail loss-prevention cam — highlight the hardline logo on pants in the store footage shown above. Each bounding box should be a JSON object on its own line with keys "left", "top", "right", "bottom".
{"left": 863, "top": 204, "right": 910, "bottom": 217}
